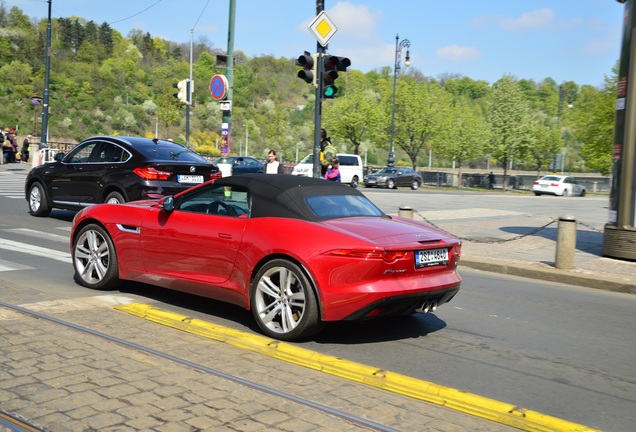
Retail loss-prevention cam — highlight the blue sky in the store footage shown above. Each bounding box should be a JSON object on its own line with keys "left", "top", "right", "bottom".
{"left": 6, "top": 0, "right": 624, "bottom": 87}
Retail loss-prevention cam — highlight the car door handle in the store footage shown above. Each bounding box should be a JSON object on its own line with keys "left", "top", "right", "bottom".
{"left": 218, "top": 233, "right": 232, "bottom": 239}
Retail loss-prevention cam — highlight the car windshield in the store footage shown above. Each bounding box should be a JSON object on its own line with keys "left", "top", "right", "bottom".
{"left": 137, "top": 142, "right": 209, "bottom": 162}
{"left": 376, "top": 168, "right": 397, "bottom": 174}
{"left": 305, "top": 195, "right": 383, "bottom": 219}
{"left": 300, "top": 154, "right": 314, "bottom": 164}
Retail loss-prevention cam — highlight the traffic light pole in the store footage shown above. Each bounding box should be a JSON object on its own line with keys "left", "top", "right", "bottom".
{"left": 312, "top": 0, "right": 325, "bottom": 178}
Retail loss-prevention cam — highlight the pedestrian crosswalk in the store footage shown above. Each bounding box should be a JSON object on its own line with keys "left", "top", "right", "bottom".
{"left": 0, "top": 226, "right": 71, "bottom": 272}
{"left": 0, "top": 171, "right": 26, "bottom": 199}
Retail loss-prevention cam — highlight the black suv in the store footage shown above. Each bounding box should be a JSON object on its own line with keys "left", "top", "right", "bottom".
{"left": 25, "top": 136, "right": 221, "bottom": 217}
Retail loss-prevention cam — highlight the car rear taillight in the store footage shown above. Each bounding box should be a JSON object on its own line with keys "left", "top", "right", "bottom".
{"left": 533, "top": 181, "right": 539, "bottom": 185}
{"left": 328, "top": 249, "right": 407, "bottom": 263}
{"left": 551, "top": 182, "right": 559, "bottom": 187}
{"left": 210, "top": 171, "right": 223, "bottom": 180}
{"left": 133, "top": 166, "right": 172, "bottom": 181}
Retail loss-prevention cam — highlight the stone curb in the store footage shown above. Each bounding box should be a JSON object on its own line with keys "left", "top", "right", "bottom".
{"left": 459, "top": 256, "right": 636, "bottom": 295}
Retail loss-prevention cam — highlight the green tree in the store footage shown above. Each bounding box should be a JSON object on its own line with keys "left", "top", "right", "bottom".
{"left": 322, "top": 70, "right": 381, "bottom": 155}
{"left": 572, "top": 73, "right": 616, "bottom": 175}
{"left": 435, "top": 98, "right": 490, "bottom": 186}
{"left": 487, "top": 75, "right": 530, "bottom": 189}
{"left": 389, "top": 79, "right": 453, "bottom": 169}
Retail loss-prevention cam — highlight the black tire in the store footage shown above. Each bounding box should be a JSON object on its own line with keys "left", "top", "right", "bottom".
{"left": 251, "top": 259, "right": 323, "bottom": 341}
{"left": 562, "top": 189, "right": 569, "bottom": 197}
{"left": 350, "top": 176, "right": 359, "bottom": 188}
{"left": 28, "top": 182, "right": 51, "bottom": 217}
{"left": 580, "top": 189, "right": 586, "bottom": 197}
{"left": 534, "top": 192, "right": 542, "bottom": 196}
{"left": 72, "top": 223, "right": 120, "bottom": 290}
{"left": 411, "top": 179, "right": 420, "bottom": 190}
{"left": 386, "top": 179, "right": 395, "bottom": 189}
{"left": 104, "top": 191, "right": 125, "bottom": 204}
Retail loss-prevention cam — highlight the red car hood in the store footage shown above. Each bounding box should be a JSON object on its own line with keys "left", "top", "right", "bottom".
{"left": 321, "top": 216, "right": 455, "bottom": 247}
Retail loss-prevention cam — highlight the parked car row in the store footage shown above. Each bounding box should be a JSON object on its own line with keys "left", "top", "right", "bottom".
{"left": 24, "top": 135, "right": 589, "bottom": 221}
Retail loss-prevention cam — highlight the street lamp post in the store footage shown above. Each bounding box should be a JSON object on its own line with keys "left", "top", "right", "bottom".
{"left": 387, "top": 34, "right": 410, "bottom": 167}
{"left": 556, "top": 84, "right": 573, "bottom": 172}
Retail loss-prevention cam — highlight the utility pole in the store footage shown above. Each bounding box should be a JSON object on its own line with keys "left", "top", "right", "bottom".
{"left": 186, "top": 30, "right": 193, "bottom": 148}
{"left": 221, "top": 0, "right": 236, "bottom": 155}
{"left": 41, "top": 0, "right": 52, "bottom": 148}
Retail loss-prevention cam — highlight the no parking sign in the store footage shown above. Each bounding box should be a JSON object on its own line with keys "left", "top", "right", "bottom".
{"left": 209, "top": 74, "right": 228, "bottom": 101}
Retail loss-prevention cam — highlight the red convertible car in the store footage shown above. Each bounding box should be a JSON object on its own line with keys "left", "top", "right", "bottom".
{"left": 71, "top": 174, "right": 462, "bottom": 341}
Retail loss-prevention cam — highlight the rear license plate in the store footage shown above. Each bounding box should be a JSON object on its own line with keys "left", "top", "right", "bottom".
{"left": 178, "top": 175, "right": 204, "bottom": 184}
{"left": 415, "top": 248, "right": 449, "bottom": 268}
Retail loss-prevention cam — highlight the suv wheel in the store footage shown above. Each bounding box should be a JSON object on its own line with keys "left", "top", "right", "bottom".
{"left": 350, "top": 176, "right": 359, "bottom": 188}
{"left": 28, "top": 182, "right": 51, "bottom": 217}
{"left": 105, "top": 191, "right": 125, "bottom": 204}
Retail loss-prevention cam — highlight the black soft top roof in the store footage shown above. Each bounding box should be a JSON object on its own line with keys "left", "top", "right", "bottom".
{"left": 214, "top": 174, "right": 364, "bottom": 220}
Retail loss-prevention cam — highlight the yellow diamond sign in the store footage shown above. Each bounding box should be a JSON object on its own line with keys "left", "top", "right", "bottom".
{"left": 309, "top": 11, "right": 338, "bottom": 47}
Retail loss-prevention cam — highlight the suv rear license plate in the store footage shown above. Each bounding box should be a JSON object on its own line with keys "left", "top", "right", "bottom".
{"left": 415, "top": 248, "right": 449, "bottom": 268}
{"left": 178, "top": 175, "right": 204, "bottom": 184}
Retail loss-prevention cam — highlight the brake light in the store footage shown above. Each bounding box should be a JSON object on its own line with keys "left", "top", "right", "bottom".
{"left": 551, "top": 182, "right": 559, "bottom": 187}
{"left": 133, "top": 166, "right": 172, "bottom": 181}
{"left": 210, "top": 171, "right": 223, "bottom": 180}
{"left": 533, "top": 181, "right": 539, "bottom": 185}
{"left": 328, "top": 249, "right": 407, "bottom": 263}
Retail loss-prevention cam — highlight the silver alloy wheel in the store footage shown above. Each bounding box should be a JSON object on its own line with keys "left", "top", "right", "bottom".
{"left": 29, "top": 186, "right": 42, "bottom": 211}
{"left": 74, "top": 228, "right": 111, "bottom": 285}
{"left": 253, "top": 265, "right": 307, "bottom": 335}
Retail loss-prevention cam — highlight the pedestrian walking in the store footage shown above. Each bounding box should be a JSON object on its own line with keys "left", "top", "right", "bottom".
{"left": 488, "top": 172, "right": 495, "bottom": 190}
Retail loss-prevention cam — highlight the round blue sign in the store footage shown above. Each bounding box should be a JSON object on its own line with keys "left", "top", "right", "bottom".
{"left": 210, "top": 74, "right": 228, "bottom": 101}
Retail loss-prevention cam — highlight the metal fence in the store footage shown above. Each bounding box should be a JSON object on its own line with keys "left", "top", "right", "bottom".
{"left": 419, "top": 170, "right": 610, "bottom": 194}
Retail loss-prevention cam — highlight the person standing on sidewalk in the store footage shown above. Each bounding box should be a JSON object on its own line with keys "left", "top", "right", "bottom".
{"left": 21, "top": 135, "right": 31, "bottom": 163}
{"left": 265, "top": 150, "right": 284, "bottom": 174}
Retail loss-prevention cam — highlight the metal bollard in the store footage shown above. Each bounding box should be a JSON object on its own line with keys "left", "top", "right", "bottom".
{"left": 398, "top": 205, "right": 414, "bottom": 219}
{"left": 555, "top": 215, "right": 576, "bottom": 269}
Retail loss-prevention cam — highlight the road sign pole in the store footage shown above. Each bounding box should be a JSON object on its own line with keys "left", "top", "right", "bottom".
{"left": 222, "top": 0, "right": 236, "bottom": 156}
{"left": 312, "top": 0, "right": 325, "bottom": 178}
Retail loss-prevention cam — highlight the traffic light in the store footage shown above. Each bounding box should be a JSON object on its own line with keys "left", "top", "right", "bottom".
{"left": 322, "top": 55, "right": 351, "bottom": 99}
{"left": 173, "top": 79, "right": 189, "bottom": 104}
{"left": 296, "top": 51, "right": 317, "bottom": 86}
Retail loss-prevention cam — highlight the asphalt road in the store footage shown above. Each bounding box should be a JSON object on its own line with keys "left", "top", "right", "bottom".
{"left": 1, "top": 175, "right": 634, "bottom": 431}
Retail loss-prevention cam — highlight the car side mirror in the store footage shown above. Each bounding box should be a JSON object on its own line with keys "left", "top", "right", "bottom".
{"left": 55, "top": 152, "right": 65, "bottom": 162}
{"left": 160, "top": 196, "right": 175, "bottom": 212}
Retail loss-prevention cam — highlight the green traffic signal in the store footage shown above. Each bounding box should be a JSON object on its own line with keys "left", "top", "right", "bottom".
{"left": 323, "top": 85, "right": 337, "bottom": 98}
{"left": 322, "top": 55, "right": 350, "bottom": 99}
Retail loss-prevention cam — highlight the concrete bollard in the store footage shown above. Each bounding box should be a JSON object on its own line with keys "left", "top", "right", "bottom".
{"left": 555, "top": 215, "right": 576, "bottom": 269}
{"left": 399, "top": 205, "right": 414, "bottom": 219}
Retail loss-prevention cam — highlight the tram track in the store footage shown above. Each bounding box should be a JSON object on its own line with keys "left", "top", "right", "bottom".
{"left": 0, "top": 300, "right": 399, "bottom": 432}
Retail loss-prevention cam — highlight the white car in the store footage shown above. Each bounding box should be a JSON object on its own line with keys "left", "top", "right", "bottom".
{"left": 532, "top": 175, "right": 586, "bottom": 197}
{"left": 291, "top": 153, "right": 363, "bottom": 188}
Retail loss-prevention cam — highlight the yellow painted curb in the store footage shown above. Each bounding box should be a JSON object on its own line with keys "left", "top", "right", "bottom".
{"left": 116, "top": 302, "right": 600, "bottom": 432}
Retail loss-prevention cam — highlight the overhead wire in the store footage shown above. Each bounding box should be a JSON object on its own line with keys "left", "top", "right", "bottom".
{"left": 108, "top": 0, "right": 164, "bottom": 25}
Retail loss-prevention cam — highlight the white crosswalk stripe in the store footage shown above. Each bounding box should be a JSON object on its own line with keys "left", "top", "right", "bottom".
{"left": 0, "top": 237, "right": 71, "bottom": 263}
{"left": 0, "top": 172, "right": 26, "bottom": 199}
{"left": 0, "top": 226, "right": 73, "bottom": 272}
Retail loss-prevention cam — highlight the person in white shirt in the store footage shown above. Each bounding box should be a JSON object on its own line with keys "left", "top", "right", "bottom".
{"left": 265, "top": 150, "right": 284, "bottom": 174}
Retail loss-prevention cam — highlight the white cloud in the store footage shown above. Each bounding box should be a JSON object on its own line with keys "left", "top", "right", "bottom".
{"left": 472, "top": 9, "right": 555, "bottom": 31}
{"left": 436, "top": 45, "right": 482, "bottom": 61}
{"left": 498, "top": 8, "right": 555, "bottom": 31}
